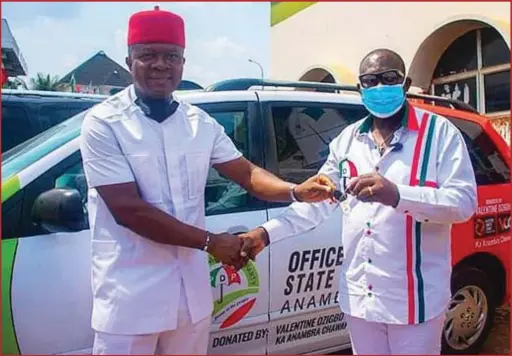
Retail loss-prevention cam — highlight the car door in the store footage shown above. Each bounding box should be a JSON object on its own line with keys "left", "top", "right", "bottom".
{"left": 3, "top": 149, "right": 94, "bottom": 355}
{"left": 197, "top": 101, "right": 270, "bottom": 355}
{"left": 261, "top": 98, "right": 368, "bottom": 354}
{"left": 2, "top": 100, "right": 272, "bottom": 355}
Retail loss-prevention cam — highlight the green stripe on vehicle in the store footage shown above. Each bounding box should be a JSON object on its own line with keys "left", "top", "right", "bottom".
{"left": 2, "top": 176, "right": 21, "bottom": 203}
{"left": 416, "top": 115, "right": 437, "bottom": 323}
{"left": 2, "top": 239, "right": 20, "bottom": 354}
{"left": 271, "top": 2, "right": 316, "bottom": 26}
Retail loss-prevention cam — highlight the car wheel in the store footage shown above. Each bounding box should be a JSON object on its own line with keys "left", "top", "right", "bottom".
{"left": 441, "top": 266, "right": 495, "bottom": 355}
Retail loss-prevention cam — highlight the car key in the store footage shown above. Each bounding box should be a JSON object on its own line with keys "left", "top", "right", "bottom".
{"left": 333, "top": 189, "right": 348, "bottom": 202}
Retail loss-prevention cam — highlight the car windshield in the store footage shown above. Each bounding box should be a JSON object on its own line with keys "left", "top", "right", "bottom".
{"left": 2, "top": 111, "right": 86, "bottom": 182}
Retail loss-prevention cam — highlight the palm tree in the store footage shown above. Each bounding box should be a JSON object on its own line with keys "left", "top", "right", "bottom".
{"left": 29, "top": 73, "right": 66, "bottom": 91}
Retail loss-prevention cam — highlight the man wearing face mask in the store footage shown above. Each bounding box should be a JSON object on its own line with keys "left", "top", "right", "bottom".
{"left": 238, "top": 48, "right": 478, "bottom": 354}
{"left": 80, "top": 7, "right": 336, "bottom": 355}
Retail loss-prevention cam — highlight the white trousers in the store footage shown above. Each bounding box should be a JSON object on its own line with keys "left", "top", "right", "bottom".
{"left": 92, "top": 283, "right": 211, "bottom": 355}
{"left": 345, "top": 312, "right": 446, "bottom": 355}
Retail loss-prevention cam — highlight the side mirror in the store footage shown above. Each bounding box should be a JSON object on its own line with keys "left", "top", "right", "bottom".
{"left": 32, "top": 188, "right": 87, "bottom": 233}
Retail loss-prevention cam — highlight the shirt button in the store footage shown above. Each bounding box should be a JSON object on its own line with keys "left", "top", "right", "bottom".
{"left": 366, "top": 230, "right": 371, "bottom": 235}
{"left": 368, "top": 258, "right": 372, "bottom": 264}
{"left": 366, "top": 222, "right": 371, "bottom": 228}
{"left": 424, "top": 219, "right": 429, "bottom": 222}
{"left": 368, "top": 285, "right": 373, "bottom": 290}
{"left": 367, "top": 292, "right": 372, "bottom": 297}
{"left": 404, "top": 210, "right": 409, "bottom": 214}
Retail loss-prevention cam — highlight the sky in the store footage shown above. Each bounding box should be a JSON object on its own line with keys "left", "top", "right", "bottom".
{"left": 1, "top": 2, "right": 270, "bottom": 87}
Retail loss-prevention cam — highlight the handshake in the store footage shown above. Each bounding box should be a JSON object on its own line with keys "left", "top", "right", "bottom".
{"left": 206, "top": 228, "right": 269, "bottom": 270}
{"left": 207, "top": 174, "right": 338, "bottom": 270}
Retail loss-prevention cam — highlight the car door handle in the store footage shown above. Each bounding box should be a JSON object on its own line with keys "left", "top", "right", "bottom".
{"left": 227, "top": 226, "right": 249, "bottom": 235}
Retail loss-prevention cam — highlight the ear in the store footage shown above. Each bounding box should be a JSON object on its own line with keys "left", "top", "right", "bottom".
{"left": 125, "top": 57, "right": 132, "bottom": 71}
{"left": 404, "top": 77, "right": 412, "bottom": 92}
{"left": 356, "top": 83, "right": 361, "bottom": 92}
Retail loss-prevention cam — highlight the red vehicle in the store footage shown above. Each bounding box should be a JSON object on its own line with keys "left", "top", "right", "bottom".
{"left": 411, "top": 100, "right": 511, "bottom": 354}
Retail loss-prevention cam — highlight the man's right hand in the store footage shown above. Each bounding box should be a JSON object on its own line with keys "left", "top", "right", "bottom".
{"left": 208, "top": 232, "right": 246, "bottom": 270}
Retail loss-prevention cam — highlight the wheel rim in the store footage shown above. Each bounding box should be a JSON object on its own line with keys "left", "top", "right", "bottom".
{"left": 443, "top": 285, "right": 488, "bottom": 351}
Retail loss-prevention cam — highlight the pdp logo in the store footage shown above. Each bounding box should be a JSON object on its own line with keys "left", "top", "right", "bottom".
{"left": 208, "top": 255, "right": 259, "bottom": 329}
{"left": 339, "top": 159, "right": 358, "bottom": 192}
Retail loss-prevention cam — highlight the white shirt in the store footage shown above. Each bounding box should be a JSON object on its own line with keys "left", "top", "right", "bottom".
{"left": 262, "top": 104, "right": 477, "bottom": 325}
{"left": 80, "top": 85, "right": 242, "bottom": 334}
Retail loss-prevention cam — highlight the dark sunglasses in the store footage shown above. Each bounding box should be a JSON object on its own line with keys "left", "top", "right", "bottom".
{"left": 359, "top": 69, "right": 405, "bottom": 89}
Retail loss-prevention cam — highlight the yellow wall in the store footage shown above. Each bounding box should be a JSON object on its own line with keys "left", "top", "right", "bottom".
{"left": 270, "top": 2, "right": 510, "bottom": 87}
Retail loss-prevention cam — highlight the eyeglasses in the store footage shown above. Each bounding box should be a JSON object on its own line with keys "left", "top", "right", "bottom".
{"left": 359, "top": 69, "right": 405, "bottom": 88}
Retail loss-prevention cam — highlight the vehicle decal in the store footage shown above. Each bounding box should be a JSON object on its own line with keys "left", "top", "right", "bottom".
{"left": 209, "top": 256, "right": 260, "bottom": 329}
{"left": 2, "top": 175, "right": 20, "bottom": 203}
{"left": 2, "top": 238, "right": 20, "bottom": 354}
{"left": 270, "top": 2, "right": 316, "bottom": 27}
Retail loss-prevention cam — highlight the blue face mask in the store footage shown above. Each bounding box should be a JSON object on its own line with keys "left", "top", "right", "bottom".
{"left": 360, "top": 83, "right": 406, "bottom": 119}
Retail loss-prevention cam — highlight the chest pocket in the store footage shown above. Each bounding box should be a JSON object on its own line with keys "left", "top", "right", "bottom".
{"left": 125, "top": 154, "right": 163, "bottom": 203}
{"left": 185, "top": 151, "right": 210, "bottom": 200}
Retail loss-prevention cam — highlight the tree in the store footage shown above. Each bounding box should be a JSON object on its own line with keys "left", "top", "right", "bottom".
{"left": 29, "top": 73, "right": 66, "bottom": 91}
{"left": 2, "top": 77, "right": 28, "bottom": 90}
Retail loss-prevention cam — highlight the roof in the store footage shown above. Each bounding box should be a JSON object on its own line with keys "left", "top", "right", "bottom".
{"left": 59, "top": 51, "right": 132, "bottom": 87}
{"left": 2, "top": 88, "right": 108, "bottom": 100}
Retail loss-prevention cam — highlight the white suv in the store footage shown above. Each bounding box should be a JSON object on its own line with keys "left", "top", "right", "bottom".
{"left": 2, "top": 79, "right": 509, "bottom": 355}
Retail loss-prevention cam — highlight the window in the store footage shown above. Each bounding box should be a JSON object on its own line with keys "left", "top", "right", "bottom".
{"left": 1, "top": 105, "right": 33, "bottom": 152}
{"left": 434, "top": 77, "right": 477, "bottom": 110}
{"left": 38, "top": 104, "right": 94, "bottom": 131}
{"left": 52, "top": 161, "right": 89, "bottom": 225}
{"left": 481, "top": 27, "right": 510, "bottom": 68}
{"left": 484, "top": 70, "right": 510, "bottom": 113}
{"left": 203, "top": 109, "right": 260, "bottom": 216}
{"left": 431, "top": 27, "right": 510, "bottom": 115}
{"left": 55, "top": 162, "right": 88, "bottom": 203}
{"left": 433, "top": 30, "right": 478, "bottom": 78}
{"left": 53, "top": 110, "right": 255, "bottom": 217}
{"left": 449, "top": 117, "right": 510, "bottom": 185}
{"left": 271, "top": 103, "right": 367, "bottom": 183}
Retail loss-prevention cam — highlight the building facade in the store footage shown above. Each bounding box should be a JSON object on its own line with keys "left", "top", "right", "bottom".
{"left": 270, "top": 2, "right": 511, "bottom": 144}
{"left": 2, "top": 18, "right": 28, "bottom": 80}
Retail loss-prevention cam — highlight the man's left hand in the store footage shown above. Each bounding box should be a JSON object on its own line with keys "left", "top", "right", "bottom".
{"left": 347, "top": 172, "right": 400, "bottom": 207}
{"left": 294, "top": 174, "right": 337, "bottom": 203}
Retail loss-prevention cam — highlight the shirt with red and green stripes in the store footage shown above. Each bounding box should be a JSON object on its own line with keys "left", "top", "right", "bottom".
{"left": 262, "top": 103, "right": 478, "bottom": 325}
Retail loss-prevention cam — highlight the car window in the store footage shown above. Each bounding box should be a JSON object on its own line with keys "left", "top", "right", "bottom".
{"left": 1, "top": 105, "right": 34, "bottom": 153}
{"left": 24, "top": 107, "right": 257, "bottom": 219}
{"left": 38, "top": 103, "right": 96, "bottom": 131}
{"left": 55, "top": 162, "right": 88, "bottom": 201}
{"left": 271, "top": 103, "right": 368, "bottom": 183}
{"left": 2, "top": 111, "right": 85, "bottom": 181}
{"left": 202, "top": 109, "right": 256, "bottom": 216}
{"left": 449, "top": 117, "right": 510, "bottom": 185}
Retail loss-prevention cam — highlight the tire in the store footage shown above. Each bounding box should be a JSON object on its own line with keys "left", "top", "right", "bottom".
{"left": 441, "top": 266, "right": 496, "bottom": 355}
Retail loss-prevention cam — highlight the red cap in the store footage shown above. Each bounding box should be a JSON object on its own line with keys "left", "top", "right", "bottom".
{"left": 128, "top": 6, "right": 185, "bottom": 47}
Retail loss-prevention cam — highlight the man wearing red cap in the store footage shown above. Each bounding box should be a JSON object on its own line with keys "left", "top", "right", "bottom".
{"left": 80, "top": 6, "right": 336, "bottom": 355}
